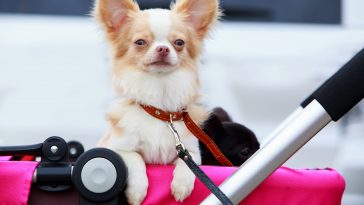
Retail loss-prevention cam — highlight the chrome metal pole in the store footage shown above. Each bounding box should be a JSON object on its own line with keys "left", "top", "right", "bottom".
{"left": 201, "top": 100, "right": 332, "bottom": 204}
{"left": 260, "top": 107, "right": 303, "bottom": 146}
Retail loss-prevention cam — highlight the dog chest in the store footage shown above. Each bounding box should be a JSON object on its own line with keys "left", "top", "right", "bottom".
{"left": 120, "top": 107, "right": 188, "bottom": 164}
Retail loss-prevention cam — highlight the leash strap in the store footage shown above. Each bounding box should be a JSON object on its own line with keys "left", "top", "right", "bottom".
{"left": 168, "top": 122, "right": 234, "bottom": 205}
{"left": 178, "top": 149, "right": 233, "bottom": 205}
{"left": 182, "top": 112, "right": 233, "bottom": 166}
{"left": 177, "top": 144, "right": 234, "bottom": 205}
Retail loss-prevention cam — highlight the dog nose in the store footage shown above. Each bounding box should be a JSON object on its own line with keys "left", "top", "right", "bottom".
{"left": 156, "top": 46, "right": 170, "bottom": 56}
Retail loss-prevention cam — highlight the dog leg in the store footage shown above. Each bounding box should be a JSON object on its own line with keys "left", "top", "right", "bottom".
{"left": 116, "top": 150, "right": 148, "bottom": 205}
{"left": 171, "top": 150, "right": 200, "bottom": 201}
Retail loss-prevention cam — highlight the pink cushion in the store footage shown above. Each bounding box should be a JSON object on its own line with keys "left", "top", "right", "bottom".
{"left": 0, "top": 160, "right": 345, "bottom": 205}
{"left": 144, "top": 165, "right": 345, "bottom": 205}
{"left": 0, "top": 160, "right": 38, "bottom": 205}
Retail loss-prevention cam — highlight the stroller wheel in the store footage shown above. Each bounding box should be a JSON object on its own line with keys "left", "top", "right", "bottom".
{"left": 67, "top": 141, "right": 84, "bottom": 162}
{"left": 72, "top": 148, "right": 127, "bottom": 203}
{"left": 42, "top": 136, "right": 68, "bottom": 162}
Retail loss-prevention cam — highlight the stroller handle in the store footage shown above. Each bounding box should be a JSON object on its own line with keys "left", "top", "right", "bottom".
{"left": 302, "top": 48, "right": 364, "bottom": 121}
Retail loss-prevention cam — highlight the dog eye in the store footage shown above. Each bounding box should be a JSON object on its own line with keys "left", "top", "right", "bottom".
{"left": 174, "top": 39, "right": 185, "bottom": 47}
{"left": 134, "top": 39, "right": 147, "bottom": 46}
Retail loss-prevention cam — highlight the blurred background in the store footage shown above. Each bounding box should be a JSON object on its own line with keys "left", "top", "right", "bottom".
{"left": 0, "top": 0, "right": 363, "bottom": 204}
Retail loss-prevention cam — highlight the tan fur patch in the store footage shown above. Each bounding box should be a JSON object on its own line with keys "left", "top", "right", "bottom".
{"left": 169, "top": 11, "right": 202, "bottom": 68}
{"left": 172, "top": 0, "right": 220, "bottom": 39}
{"left": 93, "top": 0, "right": 139, "bottom": 36}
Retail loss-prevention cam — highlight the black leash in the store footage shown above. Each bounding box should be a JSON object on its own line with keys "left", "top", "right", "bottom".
{"left": 177, "top": 145, "right": 234, "bottom": 205}
{"left": 167, "top": 119, "right": 234, "bottom": 205}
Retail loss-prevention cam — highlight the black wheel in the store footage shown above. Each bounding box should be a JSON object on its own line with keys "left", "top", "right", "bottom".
{"left": 42, "top": 136, "right": 68, "bottom": 162}
{"left": 72, "top": 148, "right": 127, "bottom": 203}
{"left": 67, "top": 140, "right": 84, "bottom": 161}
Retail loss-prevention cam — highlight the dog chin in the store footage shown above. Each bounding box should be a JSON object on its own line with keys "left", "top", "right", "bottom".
{"left": 145, "top": 64, "right": 177, "bottom": 74}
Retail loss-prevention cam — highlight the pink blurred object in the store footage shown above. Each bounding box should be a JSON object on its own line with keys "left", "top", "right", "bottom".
{"left": 144, "top": 165, "right": 345, "bottom": 205}
{"left": 0, "top": 160, "right": 38, "bottom": 205}
{"left": 0, "top": 159, "right": 345, "bottom": 205}
{"left": 0, "top": 156, "right": 12, "bottom": 161}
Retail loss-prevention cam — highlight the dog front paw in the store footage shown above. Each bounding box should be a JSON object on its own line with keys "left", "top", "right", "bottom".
{"left": 125, "top": 175, "right": 148, "bottom": 205}
{"left": 171, "top": 172, "right": 195, "bottom": 202}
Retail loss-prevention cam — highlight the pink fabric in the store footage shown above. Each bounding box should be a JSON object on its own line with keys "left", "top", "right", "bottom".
{"left": 143, "top": 165, "right": 345, "bottom": 205}
{"left": 0, "top": 161, "right": 38, "bottom": 205}
{"left": 0, "top": 156, "right": 12, "bottom": 161}
{"left": 0, "top": 161, "right": 344, "bottom": 205}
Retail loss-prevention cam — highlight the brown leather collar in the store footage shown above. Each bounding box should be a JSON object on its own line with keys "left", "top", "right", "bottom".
{"left": 140, "top": 104, "right": 184, "bottom": 121}
{"left": 139, "top": 104, "right": 233, "bottom": 166}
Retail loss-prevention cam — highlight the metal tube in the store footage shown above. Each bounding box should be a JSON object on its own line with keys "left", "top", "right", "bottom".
{"left": 261, "top": 107, "right": 303, "bottom": 146}
{"left": 201, "top": 100, "right": 332, "bottom": 204}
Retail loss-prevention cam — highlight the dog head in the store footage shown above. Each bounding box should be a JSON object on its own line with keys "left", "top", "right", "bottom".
{"left": 202, "top": 108, "right": 260, "bottom": 166}
{"left": 94, "top": 0, "right": 220, "bottom": 74}
{"left": 94, "top": 0, "right": 220, "bottom": 110}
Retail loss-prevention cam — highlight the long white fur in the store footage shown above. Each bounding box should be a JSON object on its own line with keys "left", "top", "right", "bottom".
{"left": 148, "top": 9, "right": 171, "bottom": 41}
{"left": 112, "top": 68, "right": 198, "bottom": 111}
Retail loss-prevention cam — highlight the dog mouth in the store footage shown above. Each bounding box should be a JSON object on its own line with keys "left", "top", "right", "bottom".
{"left": 149, "top": 61, "right": 172, "bottom": 67}
{"left": 145, "top": 60, "right": 176, "bottom": 74}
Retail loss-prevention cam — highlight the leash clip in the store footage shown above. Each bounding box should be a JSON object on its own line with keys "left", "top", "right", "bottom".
{"left": 167, "top": 114, "right": 186, "bottom": 154}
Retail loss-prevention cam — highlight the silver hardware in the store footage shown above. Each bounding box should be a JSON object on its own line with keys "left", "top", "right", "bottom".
{"left": 167, "top": 114, "right": 185, "bottom": 153}
{"left": 50, "top": 145, "right": 58, "bottom": 154}
{"left": 32, "top": 169, "right": 37, "bottom": 183}
{"left": 155, "top": 110, "right": 161, "bottom": 115}
{"left": 70, "top": 147, "right": 77, "bottom": 155}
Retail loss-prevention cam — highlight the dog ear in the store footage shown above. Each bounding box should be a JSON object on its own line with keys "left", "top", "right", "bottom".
{"left": 202, "top": 113, "right": 225, "bottom": 141}
{"left": 93, "top": 0, "right": 139, "bottom": 33}
{"left": 172, "top": 0, "right": 221, "bottom": 38}
{"left": 212, "top": 107, "right": 233, "bottom": 122}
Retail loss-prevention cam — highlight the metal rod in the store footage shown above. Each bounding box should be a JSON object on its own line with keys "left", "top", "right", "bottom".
{"left": 201, "top": 100, "right": 332, "bottom": 204}
{"left": 261, "top": 107, "right": 303, "bottom": 146}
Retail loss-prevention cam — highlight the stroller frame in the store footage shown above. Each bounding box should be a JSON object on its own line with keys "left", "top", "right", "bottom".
{"left": 202, "top": 48, "right": 364, "bottom": 204}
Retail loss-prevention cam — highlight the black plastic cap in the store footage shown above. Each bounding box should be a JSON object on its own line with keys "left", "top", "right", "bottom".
{"left": 301, "top": 48, "right": 364, "bottom": 121}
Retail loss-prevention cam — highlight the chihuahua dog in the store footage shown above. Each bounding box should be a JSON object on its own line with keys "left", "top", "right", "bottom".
{"left": 202, "top": 107, "right": 260, "bottom": 166}
{"left": 94, "top": 0, "right": 220, "bottom": 204}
